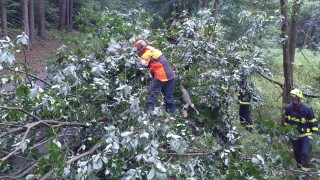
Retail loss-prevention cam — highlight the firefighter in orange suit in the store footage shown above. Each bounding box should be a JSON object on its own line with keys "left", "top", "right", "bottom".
{"left": 134, "top": 40, "right": 175, "bottom": 114}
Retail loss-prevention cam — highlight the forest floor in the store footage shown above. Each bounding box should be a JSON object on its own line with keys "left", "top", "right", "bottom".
{"left": 15, "top": 35, "right": 63, "bottom": 71}
{"left": 1, "top": 35, "right": 64, "bottom": 91}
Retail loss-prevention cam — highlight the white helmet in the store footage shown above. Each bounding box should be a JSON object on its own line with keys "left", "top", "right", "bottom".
{"left": 290, "top": 88, "right": 303, "bottom": 99}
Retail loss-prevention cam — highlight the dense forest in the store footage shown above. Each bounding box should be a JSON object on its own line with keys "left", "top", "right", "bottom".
{"left": 0, "top": 0, "right": 320, "bottom": 179}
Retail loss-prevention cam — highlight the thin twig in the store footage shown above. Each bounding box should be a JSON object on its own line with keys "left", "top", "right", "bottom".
{"left": 0, "top": 120, "right": 86, "bottom": 139}
{"left": 22, "top": 48, "right": 33, "bottom": 87}
{"left": 0, "top": 106, "right": 42, "bottom": 121}
{"left": 0, "top": 147, "right": 21, "bottom": 162}
{"left": 40, "top": 144, "right": 100, "bottom": 180}
{"left": 0, "top": 126, "right": 26, "bottom": 138}
{"left": 4, "top": 67, "right": 51, "bottom": 86}
{"left": 166, "top": 151, "right": 214, "bottom": 156}
{"left": 256, "top": 71, "right": 284, "bottom": 89}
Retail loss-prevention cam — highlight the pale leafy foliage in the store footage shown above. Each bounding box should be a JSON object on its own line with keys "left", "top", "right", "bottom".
{"left": 2, "top": 5, "right": 317, "bottom": 180}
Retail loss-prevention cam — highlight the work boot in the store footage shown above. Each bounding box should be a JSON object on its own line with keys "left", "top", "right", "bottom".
{"left": 246, "top": 124, "right": 253, "bottom": 133}
{"left": 301, "top": 172, "right": 310, "bottom": 179}
{"left": 301, "top": 166, "right": 311, "bottom": 179}
{"left": 240, "top": 121, "right": 246, "bottom": 127}
{"left": 296, "top": 163, "right": 301, "bottom": 169}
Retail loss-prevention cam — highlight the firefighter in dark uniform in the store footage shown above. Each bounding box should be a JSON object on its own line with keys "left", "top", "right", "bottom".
{"left": 284, "top": 88, "right": 318, "bottom": 172}
{"left": 237, "top": 76, "right": 253, "bottom": 132}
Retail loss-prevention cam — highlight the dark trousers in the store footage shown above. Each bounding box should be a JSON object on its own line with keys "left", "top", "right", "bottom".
{"left": 147, "top": 78, "right": 175, "bottom": 113}
{"left": 239, "top": 105, "right": 253, "bottom": 126}
{"left": 291, "top": 136, "right": 312, "bottom": 170}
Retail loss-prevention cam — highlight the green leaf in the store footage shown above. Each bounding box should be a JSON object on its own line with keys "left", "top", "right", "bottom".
{"left": 30, "top": 86, "right": 44, "bottom": 100}
{"left": 7, "top": 52, "right": 15, "bottom": 64}
{"left": 21, "top": 36, "right": 28, "bottom": 45}
{"left": 147, "top": 168, "right": 155, "bottom": 180}
{"left": 17, "top": 85, "right": 30, "bottom": 98}
{"left": 93, "top": 159, "right": 103, "bottom": 170}
{"left": 25, "top": 174, "right": 35, "bottom": 180}
{"left": 156, "top": 163, "right": 167, "bottom": 173}
{"left": 155, "top": 171, "right": 167, "bottom": 180}
{"left": 0, "top": 52, "right": 8, "bottom": 62}
{"left": 88, "top": 173, "right": 100, "bottom": 180}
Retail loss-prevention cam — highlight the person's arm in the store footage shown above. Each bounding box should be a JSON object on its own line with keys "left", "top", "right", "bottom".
{"left": 284, "top": 107, "right": 290, "bottom": 125}
{"left": 135, "top": 50, "right": 151, "bottom": 76}
{"left": 139, "top": 49, "right": 152, "bottom": 67}
{"left": 308, "top": 107, "right": 318, "bottom": 134}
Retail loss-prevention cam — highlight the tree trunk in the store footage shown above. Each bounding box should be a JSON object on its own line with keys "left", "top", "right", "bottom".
{"left": 21, "top": 0, "right": 30, "bottom": 47}
{"left": 38, "top": 0, "right": 45, "bottom": 38}
{"left": 69, "top": 0, "right": 73, "bottom": 30}
{"left": 28, "top": 0, "right": 35, "bottom": 43}
{"left": 213, "top": 0, "right": 219, "bottom": 25}
{"left": 59, "top": 0, "right": 66, "bottom": 30}
{"left": 280, "top": 0, "right": 292, "bottom": 108}
{"left": 202, "top": 0, "right": 208, "bottom": 7}
{"left": 303, "top": 15, "right": 315, "bottom": 48}
{"left": 66, "top": 0, "right": 69, "bottom": 30}
{"left": 180, "top": 0, "right": 184, "bottom": 13}
{"left": 185, "top": 0, "right": 191, "bottom": 14}
{"left": 1, "top": 0, "right": 8, "bottom": 37}
{"left": 289, "top": 0, "right": 301, "bottom": 63}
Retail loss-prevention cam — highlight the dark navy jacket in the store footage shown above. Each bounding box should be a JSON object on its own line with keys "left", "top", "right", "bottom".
{"left": 237, "top": 79, "right": 252, "bottom": 105}
{"left": 284, "top": 103, "right": 318, "bottom": 137}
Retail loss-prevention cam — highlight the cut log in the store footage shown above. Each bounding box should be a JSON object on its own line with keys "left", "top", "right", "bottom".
{"left": 179, "top": 80, "right": 199, "bottom": 117}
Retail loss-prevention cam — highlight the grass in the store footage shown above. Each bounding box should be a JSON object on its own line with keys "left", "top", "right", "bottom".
{"left": 250, "top": 48, "right": 320, "bottom": 122}
{"left": 230, "top": 47, "right": 320, "bottom": 178}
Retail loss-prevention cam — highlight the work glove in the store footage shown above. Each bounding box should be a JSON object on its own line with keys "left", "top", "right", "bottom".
{"left": 135, "top": 69, "right": 142, "bottom": 77}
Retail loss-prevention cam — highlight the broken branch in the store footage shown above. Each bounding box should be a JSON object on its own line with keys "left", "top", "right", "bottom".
{"left": 179, "top": 80, "right": 199, "bottom": 117}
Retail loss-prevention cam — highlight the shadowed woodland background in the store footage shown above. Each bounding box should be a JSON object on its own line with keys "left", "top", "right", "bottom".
{"left": 0, "top": 0, "right": 320, "bottom": 179}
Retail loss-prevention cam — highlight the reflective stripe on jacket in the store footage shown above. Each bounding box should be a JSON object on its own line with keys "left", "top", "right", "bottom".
{"left": 284, "top": 103, "right": 318, "bottom": 137}
{"left": 139, "top": 46, "right": 174, "bottom": 82}
{"left": 238, "top": 89, "right": 252, "bottom": 105}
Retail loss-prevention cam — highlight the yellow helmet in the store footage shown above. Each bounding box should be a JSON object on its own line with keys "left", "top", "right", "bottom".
{"left": 290, "top": 88, "right": 303, "bottom": 99}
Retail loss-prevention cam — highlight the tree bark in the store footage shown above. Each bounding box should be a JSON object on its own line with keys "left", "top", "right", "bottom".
{"left": 202, "top": 0, "right": 208, "bottom": 8}
{"left": 21, "top": 0, "right": 30, "bottom": 48}
{"left": 69, "top": 0, "right": 73, "bottom": 30}
{"left": 289, "top": 0, "right": 301, "bottom": 63}
{"left": 59, "top": 0, "right": 66, "bottom": 30}
{"left": 213, "top": 0, "right": 219, "bottom": 25}
{"left": 280, "top": 0, "right": 292, "bottom": 107}
{"left": 180, "top": 0, "right": 184, "bottom": 13}
{"left": 179, "top": 80, "right": 199, "bottom": 117}
{"left": 303, "top": 15, "right": 315, "bottom": 48}
{"left": 1, "top": 0, "right": 8, "bottom": 37}
{"left": 66, "top": 0, "right": 69, "bottom": 30}
{"left": 28, "top": 0, "right": 35, "bottom": 43}
{"left": 38, "top": 0, "right": 45, "bottom": 38}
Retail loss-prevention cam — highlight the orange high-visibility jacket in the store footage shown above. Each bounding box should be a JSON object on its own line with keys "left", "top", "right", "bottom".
{"left": 139, "top": 46, "right": 174, "bottom": 82}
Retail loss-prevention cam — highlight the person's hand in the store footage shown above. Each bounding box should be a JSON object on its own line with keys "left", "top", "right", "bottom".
{"left": 135, "top": 69, "right": 142, "bottom": 77}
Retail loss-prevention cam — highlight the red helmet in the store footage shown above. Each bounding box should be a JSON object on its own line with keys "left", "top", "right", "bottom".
{"left": 134, "top": 40, "right": 147, "bottom": 52}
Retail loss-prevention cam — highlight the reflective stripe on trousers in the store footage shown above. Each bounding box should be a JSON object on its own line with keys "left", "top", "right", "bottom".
{"left": 291, "top": 136, "right": 312, "bottom": 171}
